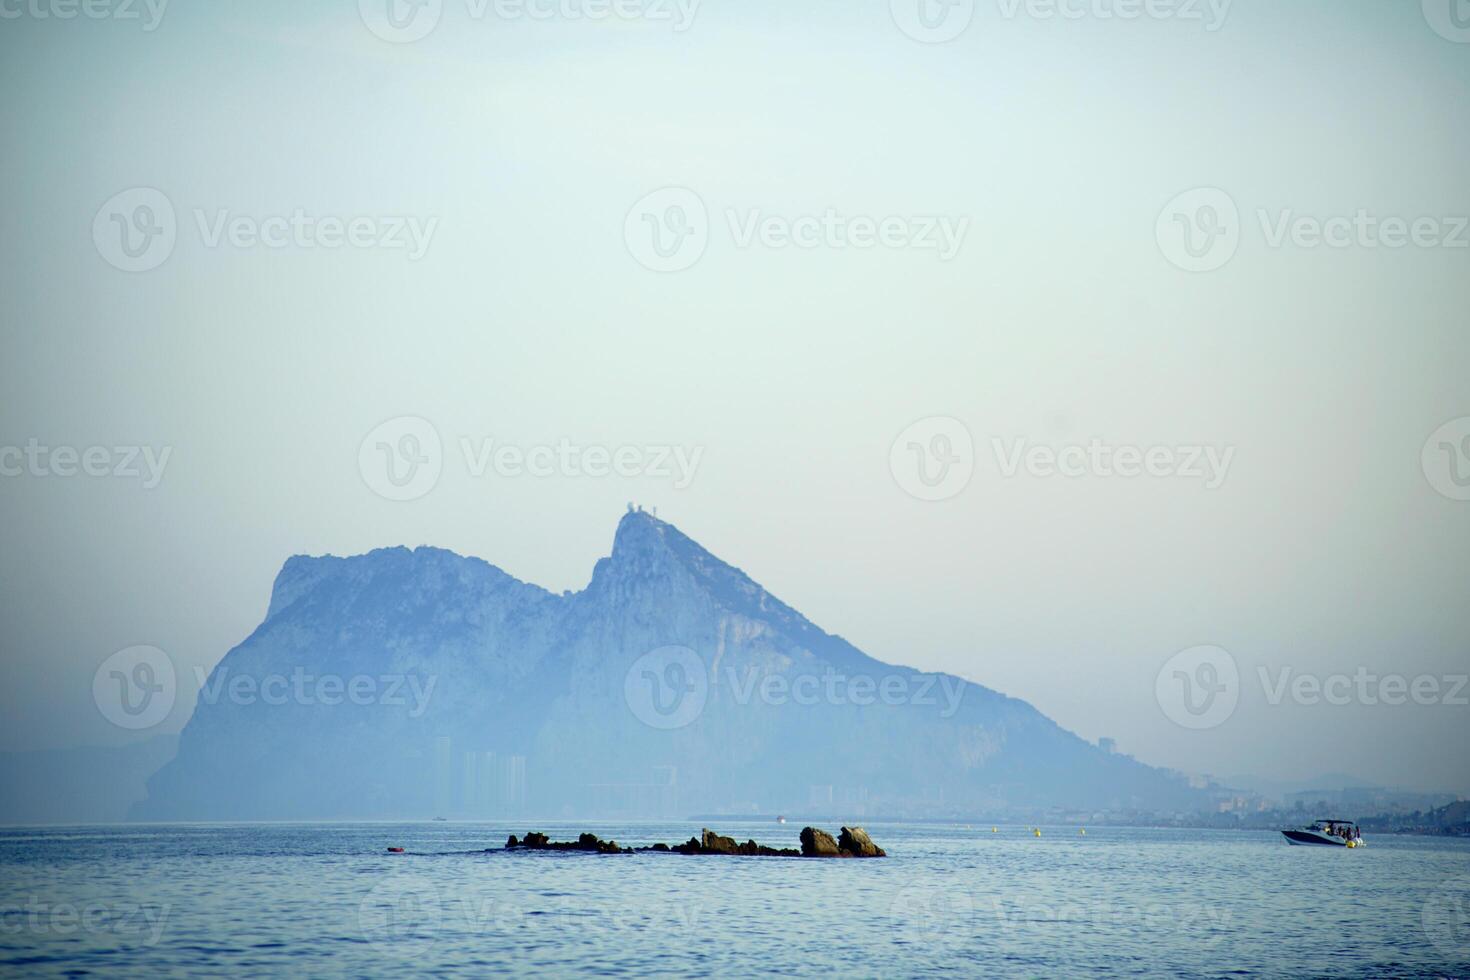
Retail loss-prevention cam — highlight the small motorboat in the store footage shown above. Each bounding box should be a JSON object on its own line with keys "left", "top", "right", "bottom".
{"left": 1282, "top": 819, "right": 1364, "bottom": 847}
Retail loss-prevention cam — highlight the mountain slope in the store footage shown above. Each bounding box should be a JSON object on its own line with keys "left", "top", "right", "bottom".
{"left": 133, "top": 511, "right": 1200, "bottom": 820}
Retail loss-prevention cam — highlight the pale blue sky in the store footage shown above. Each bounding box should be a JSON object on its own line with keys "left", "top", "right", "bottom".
{"left": 2, "top": 0, "right": 1467, "bottom": 792}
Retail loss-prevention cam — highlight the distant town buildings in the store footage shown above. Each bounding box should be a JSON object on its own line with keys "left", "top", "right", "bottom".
{"left": 1283, "top": 786, "right": 1455, "bottom": 814}
{"left": 430, "top": 736, "right": 526, "bottom": 817}
{"left": 433, "top": 736, "right": 452, "bottom": 816}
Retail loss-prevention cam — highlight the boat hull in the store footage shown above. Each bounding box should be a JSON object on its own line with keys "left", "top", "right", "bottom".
{"left": 1282, "top": 830, "right": 1348, "bottom": 846}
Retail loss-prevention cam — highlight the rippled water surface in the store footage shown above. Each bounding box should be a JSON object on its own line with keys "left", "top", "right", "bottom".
{"left": 1, "top": 823, "right": 1466, "bottom": 977}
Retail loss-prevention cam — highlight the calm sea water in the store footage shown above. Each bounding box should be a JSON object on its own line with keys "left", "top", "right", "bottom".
{"left": 0, "top": 822, "right": 1466, "bottom": 978}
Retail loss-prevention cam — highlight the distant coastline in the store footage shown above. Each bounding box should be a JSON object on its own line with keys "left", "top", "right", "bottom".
{"left": 687, "top": 801, "right": 1470, "bottom": 837}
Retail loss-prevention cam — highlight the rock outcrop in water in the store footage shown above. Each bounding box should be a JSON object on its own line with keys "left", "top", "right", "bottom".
{"left": 500, "top": 827, "right": 881, "bottom": 858}
{"left": 668, "top": 829, "right": 802, "bottom": 856}
{"left": 506, "top": 832, "right": 626, "bottom": 854}
{"left": 837, "top": 826, "right": 885, "bottom": 857}
{"left": 800, "top": 826, "right": 840, "bottom": 856}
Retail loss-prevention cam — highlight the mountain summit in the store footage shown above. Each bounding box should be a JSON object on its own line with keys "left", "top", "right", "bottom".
{"left": 134, "top": 510, "right": 1199, "bottom": 820}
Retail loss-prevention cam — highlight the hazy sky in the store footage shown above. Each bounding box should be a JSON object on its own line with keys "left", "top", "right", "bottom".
{"left": 1, "top": 0, "right": 1467, "bottom": 794}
